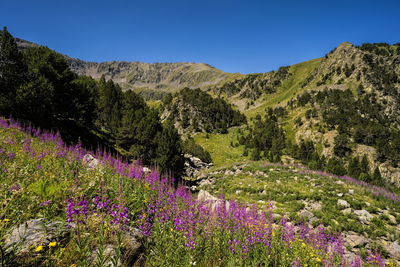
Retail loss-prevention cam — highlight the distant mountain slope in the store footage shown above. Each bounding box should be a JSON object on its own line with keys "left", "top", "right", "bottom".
{"left": 15, "top": 38, "right": 230, "bottom": 99}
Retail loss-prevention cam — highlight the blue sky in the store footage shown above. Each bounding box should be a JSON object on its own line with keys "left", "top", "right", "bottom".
{"left": 2, "top": 0, "right": 399, "bottom": 74}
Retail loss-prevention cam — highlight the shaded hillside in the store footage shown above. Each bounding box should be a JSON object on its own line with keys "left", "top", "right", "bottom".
{"left": 161, "top": 88, "right": 246, "bottom": 135}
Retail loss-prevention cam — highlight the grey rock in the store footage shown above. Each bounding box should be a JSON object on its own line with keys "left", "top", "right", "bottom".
{"left": 83, "top": 154, "right": 100, "bottom": 169}
{"left": 387, "top": 214, "right": 397, "bottom": 225}
{"left": 310, "top": 202, "right": 322, "bottom": 211}
{"left": 386, "top": 241, "right": 400, "bottom": 259}
{"left": 342, "top": 208, "right": 352, "bottom": 215}
{"left": 197, "top": 190, "right": 217, "bottom": 202}
{"left": 235, "top": 190, "right": 242, "bottom": 195}
{"left": 337, "top": 193, "right": 344, "bottom": 197}
{"left": 142, "top": 167, "right": 151, "bottom": 174}
{"left": 354, "top": 210, "right": 373, "bottom": 224}
{"left": 348, "top": 189, "right": 354, "bottom": 195}
{"left": 183, "top": 154, "right": 211, "bottom": 178}
{"left": 299, "top": 210, "right": 314, "bottom": 221}
{"left": 4, "top": 219, "right": 70, "bottom": 255}
{"left": 337, "top": 199, "right": 350, "bottom": 208}
{"left": 345, "top": 234, "right": 366, "bottom": 248}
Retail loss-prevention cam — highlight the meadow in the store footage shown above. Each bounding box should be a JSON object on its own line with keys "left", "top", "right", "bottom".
{"left": 0, "top": 118, "right": 388, "bottom": 266}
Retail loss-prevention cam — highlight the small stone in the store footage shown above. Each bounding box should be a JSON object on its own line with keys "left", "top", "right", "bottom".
{"left": 299, "top": 210, "right": 314, "bottom": 221}
{"left": 342, "top": 208, "right": 352, "bottom": 215}
{"left": 261, "top": 190, "right": 267, "bottom": 195}
{"left": 310, "top": 202, "right": 322, "bottom": 211}
{"left": 276, "top": 180, "right": 281, "bottom": 184}
{"left": 257, "top": 200, "right": 265, "bottom": 204}
{"left": 387, "top": 214, "right": 397, "bottom": 225}
{"left": 235, "top": 190, "right": 242, "bottom": 195}
{"left": 337, "top": 193, "right": 343, "bottom": 197}
{"left": 348, "top": 189, "right": 354, "bottom": 195}
{"left": 354, "top": 210, "right": 373, "bottom": 224}
{"left": 335, "top": 180, "right": 345, "bottom": 185}
{"left": 337, "top": 199, "right": 350, "bottom": 208}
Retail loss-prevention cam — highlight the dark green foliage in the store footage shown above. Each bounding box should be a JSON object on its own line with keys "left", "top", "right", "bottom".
{"left": 218, "top": 66, "right": 290, "bottom": 99}
{"left": 325, "top": 158, "right": 346, "bottom": 176}
{"left": 333, "top": 134, "right": 351, "bottom": 157}
{"left": 167, "top": 88, "right": 246, "bottom": 133}
{"left": 97, "top": 76, "right": 123, "bottom": 132}
{"left": 154, "top": 120, "right": 185, "bottom": 179}
{"left": 372, "top": 167, "right": 383, "bottom": 185}
{"left": 182, "top": 137, "right": 212, "bottom": 164}
{"left": 295, "top": 88, "right": 400, "bottom": 164}
{"left": 0, "top": 27, "right": 27, "bottom": 115}
{"left": 347, "top": 157, "right": 362, "bottom": 179}
{"left": 240, "top": 111, "right": 286, "bottom": 162}
{"left": 250, "top": 148, "right": 261, "bottom": 161}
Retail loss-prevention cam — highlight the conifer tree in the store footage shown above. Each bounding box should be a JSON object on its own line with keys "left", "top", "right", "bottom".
{"left": 0, "top": 27, "right": 27, "bottom": 115}
{"left": 154, "top": 120, "right": 184, "bottom": 183}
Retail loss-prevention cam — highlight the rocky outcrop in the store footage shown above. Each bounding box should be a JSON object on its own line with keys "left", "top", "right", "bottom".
{"left": 3, "top": 219, "right": 70, "bottom": 256}
{"left": 184, "top": 154, "right": 213, "bottom": 178}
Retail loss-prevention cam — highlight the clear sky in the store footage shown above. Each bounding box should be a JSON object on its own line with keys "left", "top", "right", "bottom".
{"left": 2, "top": 0, "right": 399, "bottom": 74}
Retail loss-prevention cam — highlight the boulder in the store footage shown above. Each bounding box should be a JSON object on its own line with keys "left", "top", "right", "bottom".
{"left": 183, "top": 154, "right": 212, "bottom": 178}
{"left": 197, "top": 190, "right": 228, "bottom": 212}
{"left": 345, "top": 234, "right": 367, "bottom": 248}
{"left": 3, "top": 219, "right": 70, "bottom": 255}
{"left": 386, "top": 241, "right": 400, "bottom": 259}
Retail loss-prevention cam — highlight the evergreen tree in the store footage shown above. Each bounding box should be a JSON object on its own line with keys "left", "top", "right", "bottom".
{"left": 154, "top": 120, "right": 184, "bottom": 183}
{"left": 347, "top": 157, "right": 361, "bottom": 179}
{"left": 0, "top": 27, "right": 27, "bottom": 115}
{"left": 360, "top": 155, "right": 370, "bottom": 174}
{"left": 373, "top": 167, "right": 382, "bottom": 185}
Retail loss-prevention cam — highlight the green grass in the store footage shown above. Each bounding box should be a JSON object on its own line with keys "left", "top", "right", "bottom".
{"left": 244, "top": 58, "right": 323, "bottom": 118}
{"left": 193, "top": 128, "right": 247, "bottom": 168}
{"left": 200, "top": 162, "right": 400, "bottom": 241}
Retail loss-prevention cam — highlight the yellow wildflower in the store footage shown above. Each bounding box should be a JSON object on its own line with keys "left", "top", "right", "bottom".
{"left": 70, "top": 264, "right": 76, "bottom": 267}
{"left": 35, "top": 245, "right": 43, "bottom": 252}
{"left": 48, "top": 241, "right": 57, "bottom": 248}
{"left": 316, "top": 257, "right": 321, "bottom": 262}
{"left": 3, "top": 219, "right": 9, "bottom": 222}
